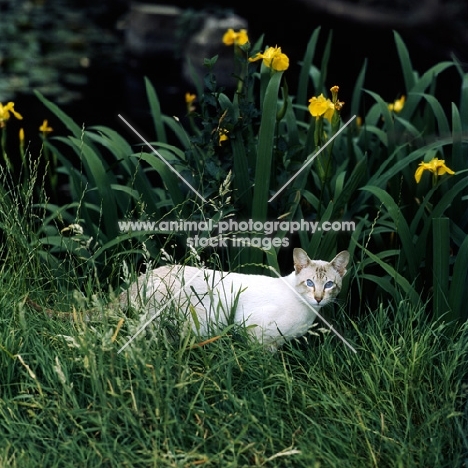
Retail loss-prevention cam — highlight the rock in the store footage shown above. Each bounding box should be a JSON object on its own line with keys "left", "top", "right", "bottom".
{"left": 125, "top": 3, "right": 183, "bottom": 58}
{"left": 182, "top": 13, "right": 248, "bottom": 89}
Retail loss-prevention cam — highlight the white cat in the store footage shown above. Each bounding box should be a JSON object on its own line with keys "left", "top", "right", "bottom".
{"left": 120, "top": 248, "right": 350, "bottom": 350}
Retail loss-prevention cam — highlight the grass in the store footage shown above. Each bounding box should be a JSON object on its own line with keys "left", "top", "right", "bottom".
{"left": 0, "top": 249, "right": 467, "bottom": 467}
{"left": 0, "top": 158, "right": 467, "bottom": 468}
{"left": 0, "top": 172, "right": 467, "bottom": 467}
{"left": 1, "top": 23, "right": 467, "bottom": 466}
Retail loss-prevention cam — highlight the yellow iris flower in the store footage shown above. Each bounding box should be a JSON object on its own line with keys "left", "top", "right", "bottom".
{"left": 39, "top": 119, "right": 53, "bottom": 134}
{"left": 414, "top": 157, "right": 455, "bottom": 183}
{"left": 248, "top": 46, "right": 289, "bottom": 72}
{"left": 0, "top": 101, "right": 23, "bottom": 128}
{"left": 388, "top": 96, "right": 405, "bottom": 113}
{"left": 185, "top": 93, "right": 196, "bottom": 105}
{"left": 308, "top": 94, "right": 335, "bottom": 121}
{"left": 222, "top": 28, "right": 249, "bottom": 46}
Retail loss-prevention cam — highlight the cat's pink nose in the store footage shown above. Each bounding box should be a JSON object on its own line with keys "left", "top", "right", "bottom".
{"left": 315, "top": 297, "right": 322, "bottom": 303}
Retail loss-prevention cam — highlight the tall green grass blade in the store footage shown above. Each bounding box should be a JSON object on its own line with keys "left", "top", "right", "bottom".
{"left": 252, "top": 71, "right": 283, "bottom": 221}
{"left": 460, "top": 73, "right": 468, "bottom": 132}
{"left": 340, "top": 217, "right": 368, "bottom": 295}
{"left": 43, "top": 141, "right": 86, "bottom": 202}
{"left": 360, "top": 186, "right": 418, "bottom": 278}
{"left": 258, "top": 61, "right": 272, "bottom": 110}
{"left": 432, "top": 217, "right": 450, "bottom": 320}
{"left": 285, "top": 95, "right": 300, "bottom": 147}
{"left": 65, "top": 126, "right": 160, "bottom": 216}
{"left": 161, "top": 115, "right": 191, "bottom": 149}
{"left": 34, "top": 90, "right": 82, "bottom": 138}
{"left": 412, "top": 173, "right": 468, "bottom": 269}
{"left": 71, "top": 138, "right": 119, "bottom": 239}
{"left": 89, "top": 126, "right": 133, "bottom": 160}
{"left": 333, "top": 171, "right": 346, "bottom": 200}
{"left": 148, "top": 141, "right": 186, "bottom": 161}
{"left": 137, "top": 152, "right": 186, "bottom": 210}
{"left": 333, "top": 156, "right": 367, "bottom": 217}
{"left": 409, "top": 184, "right": 437, "bottom": 235}
{"left": 350, "top": 59, "right": 367, "bottom": 120}
{"left": 231, "top": 129, "right": 252, "bottom": 209}
{"left": 359, "top": 273, "right": 398, "bottom": 298}
{"left": 421, "top": 174, "right": 468, "bottom": 229}
{"left": 361, "top": 125, "right": 388, "bottom": 146}
{"left": 450, "top": 222, "right": 467, "bottom": 247}
{"left": 394, "top": 30, "right": 416, "bottom": 92}
{"left": 353, "top": 241, "right": 421, "bottom": 305}
{"left": 264, "top": 246, "right": 280, "bottom": 272}
{"left": 364, "top": 90, "right": 395, "bottom": 155}
{"left": 393, "top": 115, "right": 424, "bottom": 146}
{"left": 417, "top": 93, "right": 450, "bottom": 136}
{"left": 36, "top": 202, "right": 79, "bottom": 232}
{"left": 318, "top": 30, "right": 333, "bottom": 93}
{"left": 296, "top": 27, "right": 321, "bottom": 121}
{"left": 305, "top": 201, "right": 333, "bottom": 258}
{"left": 91, "top": 230, "right": 165, "bottom": 259}
{"left": 400, "top": 62, "right": 453, "bottom": 119}
{"left": 184, "top": 57, "right": 204, "bottom": 99}
{"left": 54, "top": 136, "right": 118, "bottom": 239}
{"left": 38, "top": 235, "right": 92, "bottom": 257}
{"left": 448, "top": 233, "right": 468, "bottom": 321}
{"left": 85, "top": 131, "right": 153, "bottom": 209}
{"left": 145, "top": 77, "right": 167, "bottom": 143}
{"left": 451, "top": 103, "right": 463, "bottom": 168}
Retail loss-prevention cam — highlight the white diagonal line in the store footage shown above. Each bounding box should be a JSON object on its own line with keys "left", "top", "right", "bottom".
{"left": 269, "top": 267, "right": 357, "bottom": 353}
{"left": 269, "top": 115, "right": 356, "bottom": 202}
{"left": 117, "top": 268, "right": 203, "bottom": 354}
{"left": 118, "top": 114, "right": 208, "bottom": 203}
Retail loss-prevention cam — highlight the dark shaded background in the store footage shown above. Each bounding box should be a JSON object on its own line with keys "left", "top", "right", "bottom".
{"left": 2, "top": 0, "right": 467, "bottom": 166}
{"left": 118, "top": 0, "right": 467, "bottom": 125}
{"left": 114, "top": 0, "right": 466, "bottom": 146}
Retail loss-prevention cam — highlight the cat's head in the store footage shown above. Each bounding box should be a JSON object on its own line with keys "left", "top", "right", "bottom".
{"left": 293, "top": 248, "right": 350, "bottom": 307}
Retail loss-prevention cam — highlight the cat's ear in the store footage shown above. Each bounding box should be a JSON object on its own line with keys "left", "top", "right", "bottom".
{"left": 293, "top": 248, "right": 310, "bottom": 273}
{"left": 331, "top": 251, "right": 350, "bottom": 277}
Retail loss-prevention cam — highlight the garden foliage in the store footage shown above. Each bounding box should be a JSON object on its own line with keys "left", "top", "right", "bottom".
{"left": 0, "top": 26, "right": 467, "bottom": 468}
{"left": 2, "top": 28, "right": 467, "bottom": 321}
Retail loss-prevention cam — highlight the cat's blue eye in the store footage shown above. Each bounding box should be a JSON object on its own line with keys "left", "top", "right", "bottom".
{"left": 324, "top": 281, "right": 334, "bottom": 289}
{"left": 306, "top": 279, "right": 314, "bottom": 287}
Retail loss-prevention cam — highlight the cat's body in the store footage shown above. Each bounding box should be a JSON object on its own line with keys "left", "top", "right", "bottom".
{"left": 120, "top": 248, "right": 349, "bottom": 349}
